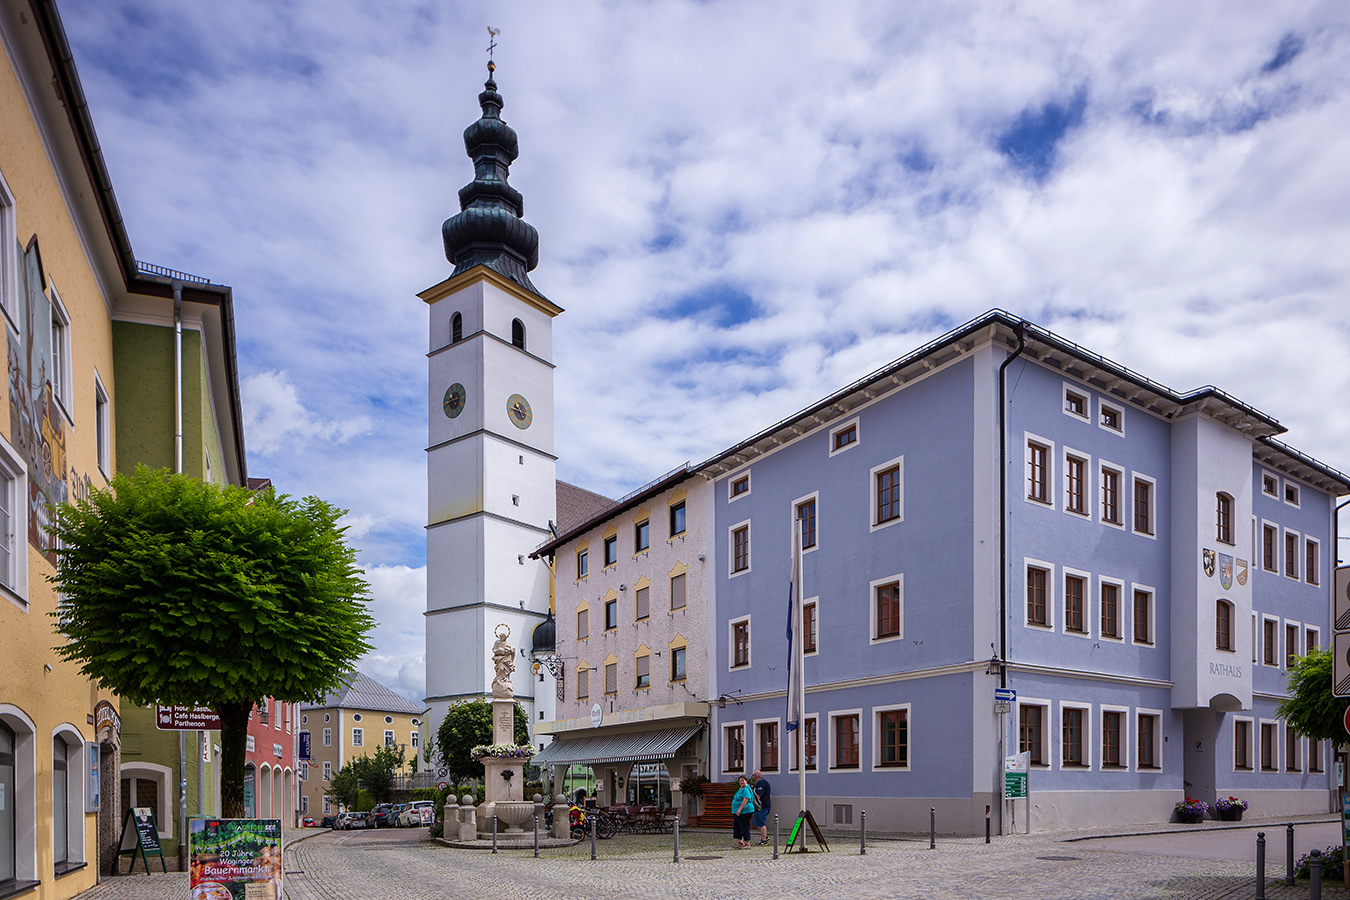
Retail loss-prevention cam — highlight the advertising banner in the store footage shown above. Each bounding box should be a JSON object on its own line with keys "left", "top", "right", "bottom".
{"left": 189, "top": 818, "right": 282, "bottom": 900}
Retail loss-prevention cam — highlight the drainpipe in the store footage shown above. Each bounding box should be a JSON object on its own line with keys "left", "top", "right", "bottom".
{"left": 173, "top": 283, "right": 189, "bottom": 870}
{"left": 996, "top": 321, "right": 1027, "bottom": 690}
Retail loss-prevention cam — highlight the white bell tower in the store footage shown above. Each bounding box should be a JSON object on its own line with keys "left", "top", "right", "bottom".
{"left": 422, "top": 62, "right": 560, "bottom": 747}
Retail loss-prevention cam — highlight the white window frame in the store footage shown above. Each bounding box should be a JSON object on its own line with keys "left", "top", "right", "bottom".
{"left": 1285, "top": 721, "right": 1303, "bottom": 773}
{"left": 828, "top": 417, "right": 860, "bottom": 457}
{"left": 827, "top": 708, "right": 864, "bottom": 772}
{"left": 120, "top": 761, "right": 173, "bottom": 837}
{"left": 322, "top": 727, "right": 331, "bottom": 747}
{"left": 721, "top": 721, "right": 747, "bottom": 776}
{"left": 1098, "top": 399, "right": 1124, "bottom": 435}
{"left": 1258, "top": 718, "right": 1280, "bottom": 771}
{"left": 1283, "top": 619, "right": 1301, "bottom": 670}
{"left": 1261, "top": 615, "right": 1280, "bottom": 667}
{"left": 0, "top": 167, "right": 18, "bottom": 332}
{"left": 1024, "top": 558, "right": 1056, "bottom": 630}
{"left": 802, "top": 595, "right": 819, "bottom": 657}
{"left": 869, "top": 573, "right": 904, "bottom": 644}
{"left": 1134, "top": 707, "right": 1164, "bottom": 772}
{"left": 1305, "top": 626, "right": 1321, "bottom": 656}
{"left": 51, "top": 724, "right": 86, "bottom": 868}
{"left": 322, "top": 796, "right": 331, "bottom": 815}
{"left": 1058, "top": 701, "right": 1093, "bottom": 771}
{"left": 1232, "top": 715, "right": 1255, "bottom": 771}
{"left": 1098, "top": 705, "right": 1129, "bottom": 771}
{"left": 351, "top": 727, "right": 363, "bottom": 747}
{"left": 1130, "top": 472, "right": 1156, "bottom": 539}
{"left": 870, "top": 703, "right": 911, "bottom": 772}
{"left": 1098, "top": 460, "right": 1125, "bottom": 528}
{"left": 728, "top": 519, "right": 751, "bottom": 577}
{"left": 48, "top": 281, "right": 73, "bottom": 422}
{"left": 1062, "top": 383, "right": 1090, "bottom": 422}
{"left": 1305, "top": 537, "right": 1321, "bottom": 586}
{"left": 411, "top": 731, "right": 419, "bottom": 749}
{"left": 869, "top": 454, "right": 904, "bottom": 532}
{"left": 789, "top": 713, "right": 819, "bottom": 772}
{"left": 1282, "top": 527, "right": 1301, "bottom": 581}
{"left": 727, "top": 470, "right": 751, "bottom": 502}
{"left": 752, "top": 716, "right": 782, "bottom": 774}
{"left": 0, "top": 431, "right": 30, "bottom": 606}
{"left": 322, "top": 761, "right": 331, "bottom": 781}
{"left": 1061, "top": 566, "right": 1092, "bottom": 639}
{"left": 1024, "top": 433, "right": 1055, "bottom": 508}
{"left": 1097, "top": 575, "right": 1126, "bottom": 643}
{"left": 1061, "top": 446, "right": 1090, "bottom": 518}
{"left": 1130, "top": 583, "right": 1156, "bottom": 646}
{"left": 1016, "top": 698, "right": 1052, "bottom": 768}
{"left": 1260, "top": 469, "right": 1279, "bottom": 497}
{"left": 1283, "top": 480, "right": 1301, "bottom": 508}
{"left": 383, "top": 729, "right": 395, "bottom": 747}
{"left": 728, "top": 615, "right": 751, "bottom": 670}
{"left": 1260, "top": 519, "right": 1279, "bottom": 573}
{"left": 791, "top": 491, "right": 820, "bottom": 555}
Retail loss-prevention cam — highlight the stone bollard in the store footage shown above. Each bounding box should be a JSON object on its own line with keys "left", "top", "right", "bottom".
{"left": 673, "top": 816, "right": 680, "bottom": 864}
{"left": 930, "top": 808, "right": 936, "bottom": 850}
{"left": 444, "top": 796, "right": 458, "bottom": 839}
{"left": 1310, "top": 849, "right": 1322, "bottom": 900}
{"left": 1255, "top": 832, "right": 1266, "bottom": 900}
{"left": 860, "top": 810, "right": 866, "bottom": 855}
{"left": 460, "top": 795, "right": 477, "bottom": 842}
{"left": 773, "top": 814, "right": 779, "bottom": 860}
{"left": 1286, "top": 823, "right": 1294, "bottom": 886}
{"left": 553, "top": 794, "right": 570, "bottom": 840}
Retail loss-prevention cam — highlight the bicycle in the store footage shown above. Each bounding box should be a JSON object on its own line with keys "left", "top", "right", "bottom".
{"left": 568, "top": 804, "right": 618, "bottom": 840}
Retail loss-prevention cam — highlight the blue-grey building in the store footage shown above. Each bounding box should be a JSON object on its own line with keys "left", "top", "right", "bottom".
{"left": 701, "top": 311, "right": 1347, "bottom": 834}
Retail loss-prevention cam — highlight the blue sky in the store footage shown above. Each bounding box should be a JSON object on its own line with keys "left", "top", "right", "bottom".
{"left": 58, "top": 0, "right": 1350, "bottom": 702}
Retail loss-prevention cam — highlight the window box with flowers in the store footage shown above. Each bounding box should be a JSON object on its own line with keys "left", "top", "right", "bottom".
{"left": 1174, "top": 798, "right": 1209, "bottom": 824}
{"left": 1214, "top": 796, "right": 1248, "bottom": 822}
{"left": 470, "top": 743, "right": 534, "bottom": 761}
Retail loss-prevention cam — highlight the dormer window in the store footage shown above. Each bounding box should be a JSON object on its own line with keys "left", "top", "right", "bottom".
{"left": 451, "top": 312, "right": 463, "bottom": 343}
{"left": 512, "top": 318, "right": 526, "bottom": 350}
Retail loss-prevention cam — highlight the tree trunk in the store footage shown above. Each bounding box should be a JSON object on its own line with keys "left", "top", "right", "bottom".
{"left": 218, "top": 700, "right": 253, "bottom": 818}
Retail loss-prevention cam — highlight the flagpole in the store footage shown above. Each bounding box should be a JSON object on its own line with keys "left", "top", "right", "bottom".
{"left": 795, "top": 515, "right": 806, "bottom": 820}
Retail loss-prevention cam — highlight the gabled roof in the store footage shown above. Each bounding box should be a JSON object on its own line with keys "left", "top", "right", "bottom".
{"left": 556, "top": 480, "right": 614, "bottom": 533}
{"left": 301, "top": 672, "right": 423, "bottom": 715}
{"left": 535, "top": 466, "right": 690, "bottom": 559}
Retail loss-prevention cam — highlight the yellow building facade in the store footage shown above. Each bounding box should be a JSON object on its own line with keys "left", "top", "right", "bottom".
{"left": 0, "top": 1, "right": 248, "bottom": 893}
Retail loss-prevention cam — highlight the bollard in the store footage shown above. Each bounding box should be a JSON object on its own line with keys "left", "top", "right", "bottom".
{"left": 533, "top": 815, "right": 539, "bottom": 858}
{"left": 492, "top": 816, "right": 498, "bottom": 854}
{"left": 1311, "top": 848, "right": 1322, "bottom": 900}
{"left": 590, "top": 814, "right": 597, "bottom": 861}
{"left": 673, "top": 817, "right": 680, "bottom": 864}
{"left": 985, "top": 805, "right": 991, "bottom": 844}
{"left": 1255, "top": 831, "right": 1265, "bottom": 900}
{"left": 930, "top": 807, "right": 936, "bottom": 850}
{"left": 860, "top": 810, "right": 866, "bottom": 855}
{"left": 1286, "top": 823, "right": 1294, "bottom": 886}
{"left": 773, "top": 813, "right": 779, "bottom": 860}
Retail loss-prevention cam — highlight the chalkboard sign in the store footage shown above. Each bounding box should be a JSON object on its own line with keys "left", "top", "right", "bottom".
{"left": 116, "top": 806, "right": 166, "bottom": 875}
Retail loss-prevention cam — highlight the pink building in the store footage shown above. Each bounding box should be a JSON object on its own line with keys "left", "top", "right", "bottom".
{"left": 243, "top": 697, "right": 301, "bottom": 824}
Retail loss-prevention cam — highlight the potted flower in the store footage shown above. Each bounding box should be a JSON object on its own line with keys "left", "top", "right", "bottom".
{"left": 469, "top": 743, "right": 534, "bottom": 761}
{"left": 1214, "top": 796, "right": 1249, "bottom": 822}
{"left": 1175, "top": 798, "right": 1208, "bottom": 824}
{"left": 679, "top": 774, "right": 711, "bottom": 824}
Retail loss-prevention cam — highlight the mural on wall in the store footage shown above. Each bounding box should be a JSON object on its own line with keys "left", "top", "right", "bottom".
{"left": 7, "top": 237, "right": 68, "bottom": 564}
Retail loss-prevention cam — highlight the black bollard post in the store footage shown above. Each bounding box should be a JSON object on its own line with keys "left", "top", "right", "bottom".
{"left": 1255, "top": 832, "right": 1265, "bottom": 900}
{"left": 492, "top": 816, "right": 498, "bottom": 854}
{"left": 673, "top": 817, "right": 680, "bottom": 864}
{"left": 1311, "top": 848, "right": 1323, "bottom": 900}
{"left": 985, "top": 805, "right": 991, "bottom": 844}
{"left": 860, "top": 810, "right": 866, "bottom": 855}
{"left": 1286, "top": 822, "right": 1294, "bottom": 886}
{"left": 590, "top": 815, "right": 597, "bottom": 861}
{"left": 930, "top": 808, "right": 936, "bottom": 850}
{"left": 534, "top": 815, "right": 539, "bottom": 858}
{"left": 773, "top": 814, "right": 779, "bottom": 860}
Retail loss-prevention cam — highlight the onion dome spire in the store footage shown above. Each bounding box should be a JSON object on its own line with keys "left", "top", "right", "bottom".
{"left": 441, "top": 60, "right": 543, "bottom": 296}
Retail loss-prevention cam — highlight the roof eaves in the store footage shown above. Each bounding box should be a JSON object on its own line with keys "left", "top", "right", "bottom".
{"left": 531, "top": 465, "right": 693, "bottom": 559}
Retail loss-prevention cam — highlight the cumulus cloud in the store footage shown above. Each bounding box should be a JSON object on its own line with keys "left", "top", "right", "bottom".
{"left": 354, "top": 564, "right": 427, "bottom": 705}
{"left": 242, "top": 370, "right": 374, "bottom": 456}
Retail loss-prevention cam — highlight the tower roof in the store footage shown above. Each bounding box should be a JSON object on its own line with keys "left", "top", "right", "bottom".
{"left": 441, "top": 62, "right": 544, "bottom": 298}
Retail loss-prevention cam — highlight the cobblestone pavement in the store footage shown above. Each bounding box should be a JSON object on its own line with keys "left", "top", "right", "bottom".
{"left": 73, "top": 818, "right": 1350, "bottom": 900}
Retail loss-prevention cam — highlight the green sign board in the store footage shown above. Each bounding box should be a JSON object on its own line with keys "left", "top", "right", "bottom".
{"left": 1005, "top": 771, "right": 1027, "bottom": 799}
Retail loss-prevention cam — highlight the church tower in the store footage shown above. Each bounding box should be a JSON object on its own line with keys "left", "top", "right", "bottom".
{"left": 420, "top": 62, "right": 560, "bottom": 746}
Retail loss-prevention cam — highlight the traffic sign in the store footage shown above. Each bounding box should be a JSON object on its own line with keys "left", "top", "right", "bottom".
{"left": 1335, "top": 633, "right": 1350, "bottom": 698}
{"left": 1336, "top": 567, "right": 1350, "bottom": 632}
{"left": 1343, "top": 704, "right": 1350, "bottom": 737}
{"left": 994, "top": 688, "right": 1016, "bottom": 702}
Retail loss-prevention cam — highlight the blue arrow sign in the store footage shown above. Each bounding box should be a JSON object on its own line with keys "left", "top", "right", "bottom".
{"left": 994, "top": 688, "right": 1016, "bottom": 702}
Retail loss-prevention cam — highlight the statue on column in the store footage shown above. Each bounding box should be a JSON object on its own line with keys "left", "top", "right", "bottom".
{"left": 491, "top": 624, "right": 515, "bottom": 699}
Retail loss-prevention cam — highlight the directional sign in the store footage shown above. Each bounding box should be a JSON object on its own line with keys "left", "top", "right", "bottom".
{"left": 994, "top": 688, "right": 1016, "bottom": 702}
{"left": 155, "top": 705, "right": 221, "bottom": 731}
{"left": 1335, "top": 633, "right": 1350, "bottom": 698}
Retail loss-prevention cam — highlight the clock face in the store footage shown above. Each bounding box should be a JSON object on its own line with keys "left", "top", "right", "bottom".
{"left": 443, "top": 383, "right": 466, "bottom": 419}
{"left": 507, "top": 393, "right": 533, "bottom": 429}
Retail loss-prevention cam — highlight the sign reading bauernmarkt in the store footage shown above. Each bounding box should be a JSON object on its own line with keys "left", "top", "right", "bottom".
{"left": 156, "top": 705, "right": 222, "bottom": 731}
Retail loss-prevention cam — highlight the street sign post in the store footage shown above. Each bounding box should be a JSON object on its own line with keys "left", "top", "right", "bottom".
{"left": 155, "top": 705, "right": 221, "bottom": 731}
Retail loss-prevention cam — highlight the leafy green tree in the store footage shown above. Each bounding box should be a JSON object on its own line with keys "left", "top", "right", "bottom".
{"left": 1277, "top": 646, "right": 1348, "bottom": 746}
{"left": 50, "top": 466, "right": 375, "bottom": 817}
{"left": 352, "top": 742, "right": 406, "bottom": 804}
{"left": 435, "top": 699, "right": 529, "bottom": 786}
{"left": 326, "top": 761, "right": 362, "bottom": 812}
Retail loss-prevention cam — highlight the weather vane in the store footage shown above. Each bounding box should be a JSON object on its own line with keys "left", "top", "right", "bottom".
{"left": 487, "top": 26, "right": 500, "bottom": 63}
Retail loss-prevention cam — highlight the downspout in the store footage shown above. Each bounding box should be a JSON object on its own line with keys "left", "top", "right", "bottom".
{"left": 173, "top": 282, "right": 188, "bottom": 870}
{"left": 997, "top": 322, "right": 1028, "bottom": 690}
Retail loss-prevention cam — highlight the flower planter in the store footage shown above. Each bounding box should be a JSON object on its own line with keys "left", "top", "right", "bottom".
{"left": 1178, "top": 811, "right": 1204, "bottom": 824}
{"left": 1217, "top": 808, "right": 1244, "bottom": 822}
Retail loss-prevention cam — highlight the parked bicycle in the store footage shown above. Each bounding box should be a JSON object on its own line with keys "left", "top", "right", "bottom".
{"left": 568, "top": 804, "right": 618, "bottom": 840}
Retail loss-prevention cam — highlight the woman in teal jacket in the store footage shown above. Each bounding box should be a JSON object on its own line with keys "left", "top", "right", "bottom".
{"left": 731, "top": 775, "right": 755, "bottom": 848}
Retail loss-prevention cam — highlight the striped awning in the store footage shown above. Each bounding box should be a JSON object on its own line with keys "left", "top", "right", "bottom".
{"left": 535, "top": 725, "right": 702, "bottom": 766}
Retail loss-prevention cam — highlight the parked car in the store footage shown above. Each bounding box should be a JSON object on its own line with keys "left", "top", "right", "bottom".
{"left": 334, "top": 812, "right": 351, "bottom": 830}
{"left": 400, "top": 800, "right": 434, "bottom": 827}
{"left": 387, "top": 803, "right": 407, "bottom": 826}
{"left": 320, "top": 816, "right": 337, "bottom": 829}
{"left": 370, "top": 804, "right": 395, "bottom": 828}
{"left": 347, "top": 811, "right": 371, "bottom": 829}
{"left": 301, "top": 816, "right": 316, "bottom": 827}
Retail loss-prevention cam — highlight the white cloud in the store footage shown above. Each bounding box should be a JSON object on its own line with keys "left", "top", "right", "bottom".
{"left": 355, "top": 564, "right": 427, "bottom": 705}
{"left": 241, "top": 370, "right": 373, "bottom": 455}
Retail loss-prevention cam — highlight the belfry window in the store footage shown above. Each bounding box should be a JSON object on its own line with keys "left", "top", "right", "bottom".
{"left": 451, "top": 312, "right": 463, "bottom": 343}
{"left": 512, "top": 318, "right": 525, "bottom": 350}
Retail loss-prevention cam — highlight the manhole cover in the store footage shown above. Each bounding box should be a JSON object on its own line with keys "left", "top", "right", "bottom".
{"left": 683, "top": 855, "right": 724, "bottom": 860}
{"left": 1037, "top": 855, "right": 1080, "bottom": 861}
